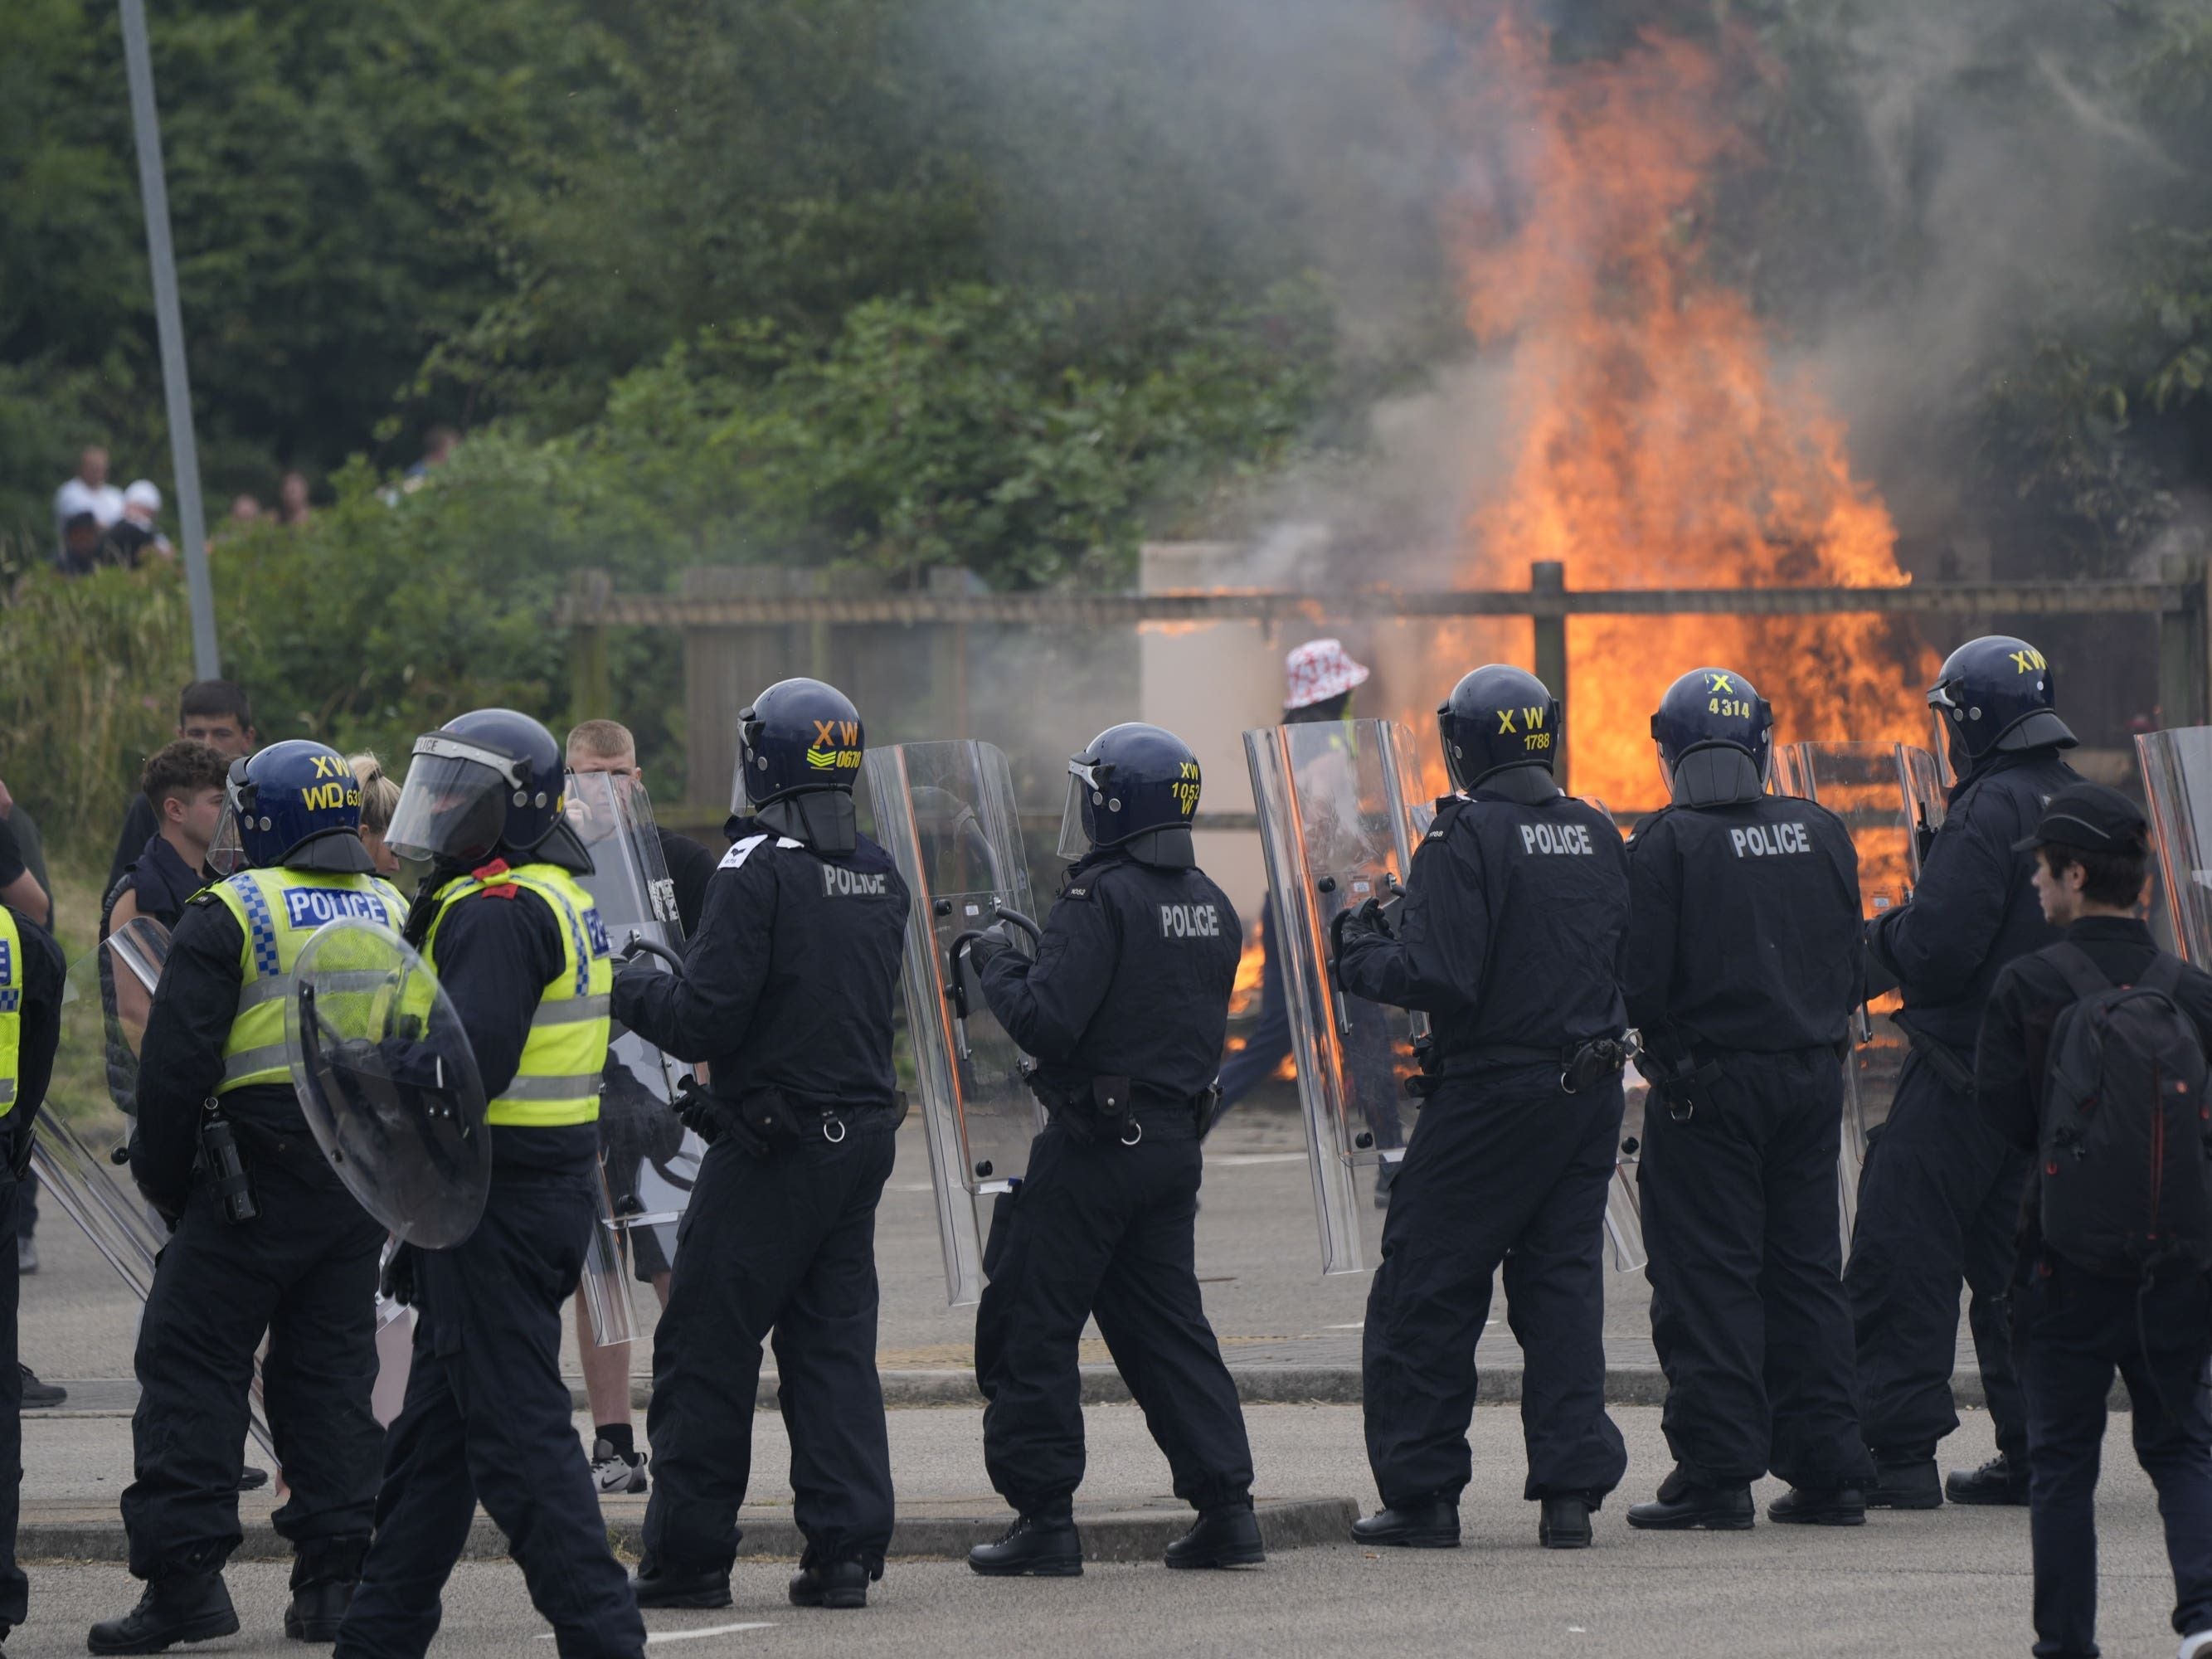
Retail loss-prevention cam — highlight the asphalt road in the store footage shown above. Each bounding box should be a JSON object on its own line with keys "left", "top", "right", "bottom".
{"left": 12, "top": 1404, "right": 2192, "bottom": 1659}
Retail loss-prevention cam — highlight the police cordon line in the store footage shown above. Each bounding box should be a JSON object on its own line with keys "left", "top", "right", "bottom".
{"left": 0, "top": 630, "right": 2208, "bottom": 1659}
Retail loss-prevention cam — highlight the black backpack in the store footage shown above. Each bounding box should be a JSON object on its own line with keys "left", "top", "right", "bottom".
{"left": 2039, "top": 946, "right": 2212, "bottom": 1280}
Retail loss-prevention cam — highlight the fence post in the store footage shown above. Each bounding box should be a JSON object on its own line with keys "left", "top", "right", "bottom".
{"left": 1531, "top": 561, "right": 1568, "bottom": 792}
{"left": 569, "top": 569, "right": 613, "bottom": 727}
{"left": 2160, "top": 553, "right": 2210, "bottom": 729}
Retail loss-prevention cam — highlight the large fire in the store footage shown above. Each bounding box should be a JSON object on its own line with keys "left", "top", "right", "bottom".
{"left": 1447, "top": 8, "right": 1932, "bottom": 808}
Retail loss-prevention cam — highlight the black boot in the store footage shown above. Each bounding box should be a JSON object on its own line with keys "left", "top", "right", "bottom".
{"left": 629, "top": 1560, "right": 732, "bottom": 1609}
{"left": 1767, "top": 1486, "right": 1867, "bottom": 1526}
{"left": 968, "top": 1515, "right": 1083, "bottom": 1578}
{"left": 1945, "top": 1453, "right": 2030, "bottom": 1506}
{"left": 88, "top": 1575, "right": 241, "bottom": 1656}
{"left": 1627, "top": 1470, "right": 1754, "bottom": 1532}
{"left": 1539, "top": 1495, "right": 1594, "bottom": 1549}
{"left": 283, "top": 1581, "right": 355, "bottom": 1643}
{"left": 787, "top": 1560, "right": 873, "bottom": 1609}
{"left": 1349, "top": 1501, "right": 1459, "bottom": 1549}
{"left": 1865, "top": 1456, "right": 1942, "bottom": 1511}
{"left": 1164, "top": 1505, "right": 1265, "bottom": 1569}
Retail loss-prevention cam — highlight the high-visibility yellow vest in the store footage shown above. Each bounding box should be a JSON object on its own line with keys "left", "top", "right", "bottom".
{"left": 423, "top": 862, "right": 610, "bottom": 1129}
{"left": 207, "top": 867, "right": 407, "bottom": 1092}
{"left": 0, "top": 907, "right": 22, "bottom": 1117}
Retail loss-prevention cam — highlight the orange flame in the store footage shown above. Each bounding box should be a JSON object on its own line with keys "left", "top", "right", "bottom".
{"left": 1447, "top": 10, "right": 1931, "bottom": 809}
{"left": 1225, "top": 917, "right": 1296, "bottom": 1080}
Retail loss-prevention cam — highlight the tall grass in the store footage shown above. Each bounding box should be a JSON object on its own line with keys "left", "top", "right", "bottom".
{"left": 0, "top": 555, "right": 192, "bottom": 858}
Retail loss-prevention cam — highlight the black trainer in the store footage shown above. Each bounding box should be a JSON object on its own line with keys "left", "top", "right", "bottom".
{"left": 284, "top": 1580, "right": 356, "bottom": 1642}
{"left": 1349, "top": 1501, "right": 1459, "bottom": 1549}
{"left": 1767, "top": 1486, "right": 1867, "bottom": 1526}
{"left": 1865, "top": 1457, "right": 1942, "bottom": 1511}
{"left": 629, "top": 1561, "right": 732, "bottom": 1609}
{"left": 18, "top": 1365, "right": 64, "bottom": 1409}
{"left": 1627, "top": 1471, "right": 1753, "bottom": 1532}
{"left": 1946, "top": 1454, "right": 2030, "bottom": 1506}
{"left": 787, "top": 1560, "right": 873, "bottom": 1609}
{"left": 967, "top": 1515, "right": 1083, "bottom": 1578}
{"left": 87, "top": 1575, "right": 241, "bottom": 1655}
{"left": 1164, "top": 1505, "right": 1265, "bottom": 1569}
{"left": 1539, "top": 1495, "right": 1594, "bottom": 1549}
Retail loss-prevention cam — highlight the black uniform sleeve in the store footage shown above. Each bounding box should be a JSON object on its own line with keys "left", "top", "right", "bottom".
{"left": 0, "top": 817, "right": 23, "bottom": 889}
{"left": 976, "top": 888, "right": 1120, "bottom": 1063}
{"left": 658, "top": 830, "right": 718, "bottom": 938}
{"left": 1972, "top": 960, "right": 2042, "bottom": 1153}
{"left": 615, "top": 849, "right": 773, "bottom": 1064}
{"left": 1337, "top": 820, "right": 1488, "bottom": 1016}
{"left": 1621, "top": 816, "right": 1681, "bottom": 1036}
{"left": 11, "top": 916, "right": 66, "bottom": 1163}
{"left": 132, "top": 898, "right": 248, "bottom": 1210}
{"left": 106, "top": 792, "right": 158, "bottom": 898}
{"left": 1869, "top": 785, "right": 2019, "bottom": 1001}
{"left": 433, "top": 890, "right": 566, "bottom": 1100}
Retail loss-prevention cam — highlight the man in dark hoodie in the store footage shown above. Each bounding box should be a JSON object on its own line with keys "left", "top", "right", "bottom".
{"left": 1621, "top": 668, "right": 1874, "bottom": 1532}
{"left": 1851, "top": 635, "right": 2081, "bottom": 1511}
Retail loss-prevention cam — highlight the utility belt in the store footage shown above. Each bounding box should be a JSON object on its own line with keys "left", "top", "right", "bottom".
{"left": 1023, "top": 1070, "right": 1216, "bottom": 1145}
{"left": 1409, "top": 1038, "right": 1630, "bottom": 1100}
{"left": 674, "top": 1078, "right": 905, "bottom": 1159}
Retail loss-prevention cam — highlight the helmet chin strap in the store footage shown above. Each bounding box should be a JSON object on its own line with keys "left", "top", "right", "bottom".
{"left": 757, "top": 791, "right": 858, "bottom": 856}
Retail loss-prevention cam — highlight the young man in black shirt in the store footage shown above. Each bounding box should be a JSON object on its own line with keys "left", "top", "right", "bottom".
{"left": 1977, "top": 782, "right": 2212, "bottom": 1659}
{"left": 107, "top": 683, "right": 260, "bottom": 898}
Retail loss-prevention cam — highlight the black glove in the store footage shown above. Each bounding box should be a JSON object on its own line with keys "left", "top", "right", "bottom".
{"left": 7, "top": 1119, "right": 32, "bottom": 1183}
{"left": 381, "top": 1243, "right": 417, "bottom": 1308}
{"left": 1330, "top": 898, "right": 1388, "bottom": 960}
{"left": 966, "top": 923, "right": 1014, "bottom": 966}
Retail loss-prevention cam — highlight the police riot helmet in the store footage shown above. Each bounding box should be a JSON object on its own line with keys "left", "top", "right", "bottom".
{"left": 734, "top": 679, "right": 863, "bottom": 811}
{"left": 1650, "top": 666, "right": 1773, "bottom": 793}
{"left": 1437, "top": 664, "right": 1559, "bottom": 793}
{"left": 1059, "top": 723, "right": 1201, "bottom": 864}
{"left": 386, "top": 708, "right": 570, "bottom": 868}
{"left": 1928, "top": 635, "right": 2075, "bottom": 775}
{"left": 207, "top": 739, "right": 376, "bottom": 876}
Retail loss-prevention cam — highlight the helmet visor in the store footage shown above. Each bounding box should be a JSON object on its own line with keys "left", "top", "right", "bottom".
{"left": 1057, "top": 759, "right": 1102, "bottom": 860}
{"left": 1653, "top": 739, "right": 1675, "bottom": 797}
{"left": 207, "top": 801, "right": 250, "bottom": 877}
{"left": 386, "top": 739, "right": 517, "bottom": 866}
{"left": 1927, "top": 687, "right": 1962, "bottom": 789}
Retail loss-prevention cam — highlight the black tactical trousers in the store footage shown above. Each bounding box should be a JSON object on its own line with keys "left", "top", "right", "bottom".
{"left": 975, "top": 1116, "right": 1253, "bottom": 1518}
{"left": 337, "top": 1170, "right": 643, "bottom": 1659}
{"left": 1363, "top": 1072, "right": 1628, "bottom": 1508}
{"left": 0, "top": 1175, "right": 23, "bottom": 1629}
{"left": 640, "top": 1114, "right": 897, "bottom": 1576}
{"left": 1846, "top": 1052, "right": 2030, "bottom": 1463}
{"left": 1641, "top": 1048, "right": 1871, "bottom": 1489}
{"left": 2016, "top": 1259, "right": 2212, "bottom": 1659}
{"left": 123, "top": 1158, "right": 383, "bottom": 1585}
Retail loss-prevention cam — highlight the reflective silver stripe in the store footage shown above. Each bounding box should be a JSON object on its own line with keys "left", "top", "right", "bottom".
{"left": 530, "top": 995, "right": 610, "bottom": 1029}
{"left": 0, "top": 1081, "right": 15, "bottom": 1105}
{"left": 496, "top": 1073, "right": 601, "bottom": 1102}
{"left": 221, "top": 1044, "right": 291, "bottom": 1083}
{"left": 235, "top": 975, "right": 295, "bottom": 1012}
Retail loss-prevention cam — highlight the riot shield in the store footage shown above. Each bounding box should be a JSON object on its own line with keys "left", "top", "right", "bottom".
{"left": 564, "top": 769, "right": 700, "bottom": 1309}
{"left": 863, "top": 740, "right": 1043, "bottom": 1306}
{"left": 1772, "top": 741, "right": 1947, "bottom": 1236}
{"left": 36, "top": 928, "right": 280, "bottom": 1462}
{"left": 1245, "top": 718, "right": 1437, "bottom": 1277}
{"left": 2139, "top": 727, "right": 2212, "bottom": 965}
{"left": 284, "top": 919, "right": 490, "bottom": 1250}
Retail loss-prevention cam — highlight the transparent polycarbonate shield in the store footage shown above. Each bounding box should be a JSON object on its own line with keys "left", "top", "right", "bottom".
{"left": 863, "top": 740, "right": 1042, "bottom": 1306}
{"left": 284, "top": 918, "right": 490, "bottom": 1249}
{"left": 563, "top": 770, "right": 697, "bottom": 1264}
{"left": 2140, "top": 727, "right": 2212, "bottom": 966}
{"left": 1772, "top": 741, "right": 1947, "bottom": 1235}
{"left": 1246, "top": 718, "right": 1433, "bottom": 1277}
{"left": 41, "top": 934, "right": 281, "bottom": 1462}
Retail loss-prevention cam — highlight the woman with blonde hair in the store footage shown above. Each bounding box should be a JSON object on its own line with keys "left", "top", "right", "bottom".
{"left": 348, "top": 754, "right": 403, "bottom": 877}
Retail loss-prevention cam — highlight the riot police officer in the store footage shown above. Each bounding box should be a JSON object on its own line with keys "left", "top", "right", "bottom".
{"left": 615, "top": 679, "right": 909, "bottom": 1613}
{"left": 1621, "top": 669, "right": 1874, "bottom": 1530}
{"left": 1850, "top": 636, "right": 2079, "bottom": 1510}
{"left": 0, "top": 895, "right": 65, "bottom": 1651}
{"left": 963, "top": 723, "right": 1261, "bottom": 1578}
{"left": 1338, "top": 665, "right": 1630, "bottom": 1551}
{"left": 91, "top": 742, "right": 404, "bottom": 1653}
{"left": 335, "top": 711, "right": 644, "bottom": 1659}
